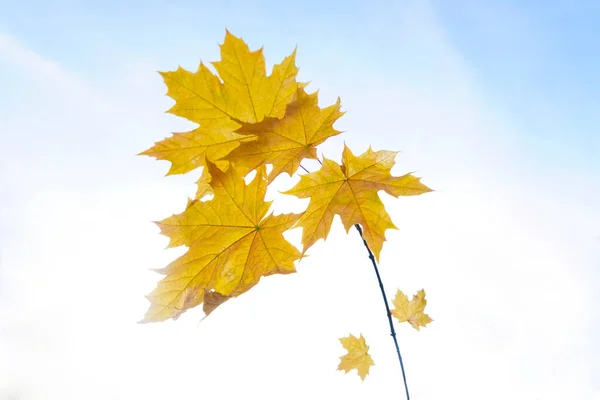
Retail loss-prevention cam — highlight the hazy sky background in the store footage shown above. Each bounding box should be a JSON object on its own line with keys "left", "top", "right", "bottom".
{"left": 1, "top": 0, "right": 598, "bottom": 399}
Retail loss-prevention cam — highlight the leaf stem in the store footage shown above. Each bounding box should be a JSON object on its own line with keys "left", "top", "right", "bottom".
{"left": 354, "top": 224, "right": 410, "bottom": 400}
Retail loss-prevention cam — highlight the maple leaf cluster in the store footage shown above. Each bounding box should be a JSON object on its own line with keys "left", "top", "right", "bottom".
{"left": 141, "top": 31, "right": 433, "bottom": 381}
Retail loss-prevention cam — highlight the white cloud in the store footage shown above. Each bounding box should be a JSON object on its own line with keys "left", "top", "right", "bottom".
{"left": 0, "top": 4, "right": 598, "bottom": 399}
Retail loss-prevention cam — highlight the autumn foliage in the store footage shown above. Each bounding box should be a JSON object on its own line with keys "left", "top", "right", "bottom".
{"left": 141, "top": 31, "right": 432, "bottom": 382}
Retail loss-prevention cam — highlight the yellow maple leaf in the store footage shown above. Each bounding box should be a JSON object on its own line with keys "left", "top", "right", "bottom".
{"left": 161, "top": 30, "right": 298, "bottom": 127}
{"left": 391, "top": 289, "right": 432, "bottom": 331}
{"left": 337, "top": 333, "right": 375, "bottom": 381}
{"left": 172, "top": 289, "right": 231, "bottom": 322}
{"left": 224, "top": 87, "right": 344, "bottom": 181}
{"left": 171, "top": 285, "right": 204, "bottom": 321}
{"left": 213, "top": 30, "right": 299, "bottom": 123}
{"left": 283, "top": 144, "right": 432, "bottom": 261}
{"left": 141, "top": 31, "right": 299, "bottom": 176}
{"left": 139, "top": 119, "right": 254, "bottom": 175}
{"left": 194, "top": 165, "right": 214, "bottom": 200}
{"left": 192, "top": 159, "right": 234, "bottom": 201}
{"left": 141, "top": 163, "right": 302, "bottom": 323}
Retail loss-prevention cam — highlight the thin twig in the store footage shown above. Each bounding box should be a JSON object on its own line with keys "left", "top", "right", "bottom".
{"left": 354, "top": 224, "right": 410, "bottom": 400}
{"left": 300, "top": 160, "right": 410, "bottom": 397}
{"left": 300, "top": 164, "right": 310, "bottom": 173}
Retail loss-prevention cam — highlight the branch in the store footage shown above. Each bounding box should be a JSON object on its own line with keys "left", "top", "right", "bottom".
{"left": 354, "top": 224, "right": 410, "bottom": 400}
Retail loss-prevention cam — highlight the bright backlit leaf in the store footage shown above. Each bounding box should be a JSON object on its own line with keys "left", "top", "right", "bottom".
{"left": 225, "top": 87, "right": 344, "bottom": 181}
{"left": 194, "top": 165, "right": 214, "bottom": 200}
{"left": 337, "top": 333, "right": 375, "bottom": 380}
{"left": 391, "top": 289, "right": 433, "bottom": 331}
{"left": 141, "top": 163, "right": 302, "bottom": 323}
{"left": 212, "top": 30, "right": 299, "bottom": 123}
{"left": 160, "top": 31, "right": 298, "bottom": 128}
{"left": 284, "top": 144, "right": 432, "bottom": 260}
{"left": 139, "top": 119, "right": 253, "bottom": 175}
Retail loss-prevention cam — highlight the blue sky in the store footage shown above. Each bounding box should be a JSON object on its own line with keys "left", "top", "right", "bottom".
{"left": 435, "top": 1, "right": 599, "bottom": 170}
{"left": 2, "top": 0, "right": 598, "bottom": 183}
{"left": 1, "top": 1, "right": 598, "bottom": 399}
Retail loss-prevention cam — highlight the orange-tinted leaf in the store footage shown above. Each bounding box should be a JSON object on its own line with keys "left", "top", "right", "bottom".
{"left": 337, "top": 333, "right": 374, "bottom": 381}
{"left": 283, "top": 144, "right": 432, "bottom": 260}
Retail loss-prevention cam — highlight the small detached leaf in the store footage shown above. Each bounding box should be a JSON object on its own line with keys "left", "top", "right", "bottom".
{"left": 337, "top": 333, "right": 375, "bottom": 381}
{"left": 391, "top": 289, "right": 432, "bottom": 331}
